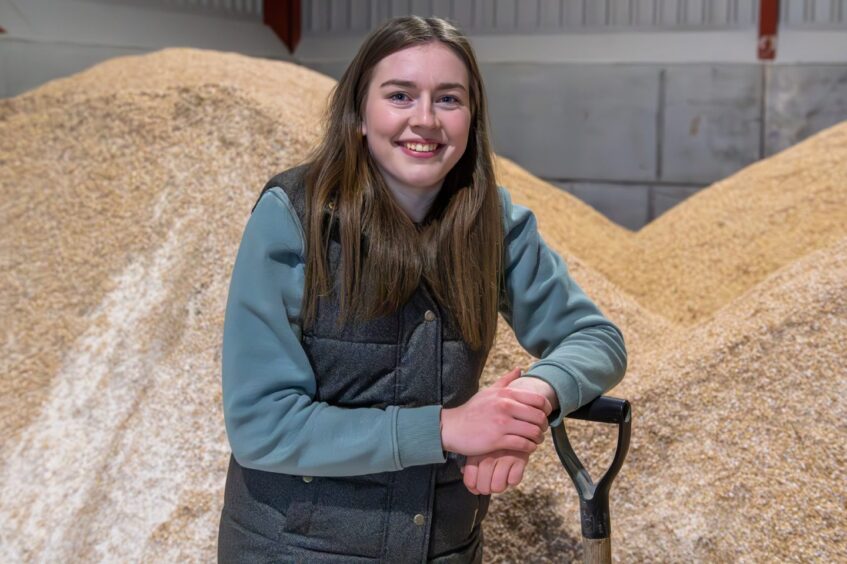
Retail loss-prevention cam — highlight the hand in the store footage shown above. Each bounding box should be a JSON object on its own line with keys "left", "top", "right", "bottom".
{"left": 506, "top": 376, "right": 559, "bottom": 416}
{"left": 460, "top": 449, "right": 530, "bottom": 495}
{"left": 441, "top": 368, "right": 552, "bottom": 457}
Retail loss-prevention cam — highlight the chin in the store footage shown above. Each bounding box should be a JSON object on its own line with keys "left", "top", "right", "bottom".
{"left": 409, "top": 179, "right": 446, "bottom": 191}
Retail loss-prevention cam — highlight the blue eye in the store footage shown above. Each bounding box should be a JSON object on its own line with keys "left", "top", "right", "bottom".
{"left": 389, "top": 92, "right": 410, "bottom": 102}
{"left": 440, "top": 95, "right": 460, "bottom": 104}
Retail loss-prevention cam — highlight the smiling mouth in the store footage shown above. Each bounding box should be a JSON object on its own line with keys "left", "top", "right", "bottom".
{"left": 396, "top": 141, "right": 444, "bottom": 153}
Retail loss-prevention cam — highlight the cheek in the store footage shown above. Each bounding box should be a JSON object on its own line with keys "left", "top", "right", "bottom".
{"left": 367, "top": 105, "right": 404, "bottom": 135}
{"left": 446, "top": 114, "right": 471, "bottom": 145}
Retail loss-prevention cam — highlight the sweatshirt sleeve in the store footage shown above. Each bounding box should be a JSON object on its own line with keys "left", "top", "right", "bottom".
{"left": 221, "top": 187, "right": 446, "bottom": 477}
{"left": 497, "top": 186, "right": 628, "bottom": 428}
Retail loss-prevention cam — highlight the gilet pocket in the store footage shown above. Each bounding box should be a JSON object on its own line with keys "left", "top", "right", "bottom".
{"left": 305, "top": 476, "right": 390, "bottom": 559}
{"left": 281, "top": 474, "right": 318, "bottom": 537}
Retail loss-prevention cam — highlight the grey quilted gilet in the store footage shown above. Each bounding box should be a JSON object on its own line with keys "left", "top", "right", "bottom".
{"left": 218, "top": 164, "right": 490, "bottom": 563}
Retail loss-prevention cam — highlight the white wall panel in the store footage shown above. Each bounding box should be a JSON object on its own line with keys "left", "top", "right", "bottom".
{"left": 303, "top": 0, "right": 772, "bottom": 35}
{"left": 782, "top": 0, "right": 847, "bottom": 28}
{"left": 329, "top": 0, "right": 348, "bottom": 32}
{"left": 449, "top": 0, "right": 474, "bottom": 29}
{"left": 80, "top": 0, "right": 264, "bottom": 19}
{"left": 515, "top": 0, "right": 540, "bottom": 31}
{"left": 538, "top": 0, "right": 563, "bottom": 29}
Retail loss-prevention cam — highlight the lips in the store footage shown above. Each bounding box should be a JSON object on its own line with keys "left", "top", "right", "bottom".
{"left": 396, "top": 142, "right": 444, "bottom": 158}
{"left": 396, "top": 139, "right": 443, "bottom": 145}
{"left": 395, "top": 141, "right": 443, "bottom": 150}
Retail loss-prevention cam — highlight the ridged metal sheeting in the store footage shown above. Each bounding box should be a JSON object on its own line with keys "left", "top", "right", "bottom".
{"left": 82, "top": 0, "right": 265, "bottom": 19}
{"left": 304, "top": 0, "right": 762, "bottom": 34}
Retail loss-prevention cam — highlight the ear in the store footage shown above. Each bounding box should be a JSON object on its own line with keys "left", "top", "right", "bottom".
{"left": 360, "top": 120, "right": 367, "bottom": 136}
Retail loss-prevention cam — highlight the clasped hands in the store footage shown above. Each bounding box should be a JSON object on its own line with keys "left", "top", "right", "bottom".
{"left": 440, "top": 367, "right": 557, "bottom": 496}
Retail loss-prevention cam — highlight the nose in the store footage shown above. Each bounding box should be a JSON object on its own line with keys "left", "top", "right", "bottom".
{"left": 409, "top": 98, "right": 439, "bottom": 129}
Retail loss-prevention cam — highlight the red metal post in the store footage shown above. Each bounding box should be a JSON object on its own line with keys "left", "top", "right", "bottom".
{"left": 264, "top": 0, "right": 301, "bottom": 54}
{"left": 758, "top": 0, "right": 779, "bottom": 60}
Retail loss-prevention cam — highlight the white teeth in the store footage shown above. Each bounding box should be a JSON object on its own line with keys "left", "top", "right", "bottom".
{"left": 404, "top": 142, "right": 438, "bottom": 152}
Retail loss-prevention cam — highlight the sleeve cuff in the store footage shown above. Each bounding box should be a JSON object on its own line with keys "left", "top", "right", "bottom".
{"left": 396, "top": 405, "right": 448, "bottom": 468}
{"left": 522, "top": 365, "right": 581, "bottom": 428}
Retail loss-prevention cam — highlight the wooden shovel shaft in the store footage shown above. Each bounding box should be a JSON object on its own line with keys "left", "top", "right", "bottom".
{"left": 583, "top": 536, "right": 611, "bottom": 564}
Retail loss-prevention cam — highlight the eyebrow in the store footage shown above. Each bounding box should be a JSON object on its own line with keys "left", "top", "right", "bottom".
{"left": 379, "top": 79, "right": 467, "bottom": 92}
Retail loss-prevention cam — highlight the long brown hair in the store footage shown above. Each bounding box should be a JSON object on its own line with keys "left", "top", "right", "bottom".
{"left": 300, "top": 15, "right": 503, "bottom": 355}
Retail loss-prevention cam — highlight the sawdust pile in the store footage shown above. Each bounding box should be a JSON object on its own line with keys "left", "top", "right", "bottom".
{"left": 0, "top": 48, "right": 335, "bottom": 561}
{"left": 495, "top": 123, "right": 847, "bottom": 327}
{"left": 2, "top": 48, "right": 845, "bottom": 563}
{"left": 484, "top": 235, "right": 847, "bottom": 563}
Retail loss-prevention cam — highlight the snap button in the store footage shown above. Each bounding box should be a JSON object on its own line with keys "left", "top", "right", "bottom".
{"left": 413, "top": 513, "right": 425, "bottom": 526}
{"left": 302, "top": 475, "right": 313, "bottom": 483}
{"left": 424, "top": 310, "right": 436, "bottom": 322}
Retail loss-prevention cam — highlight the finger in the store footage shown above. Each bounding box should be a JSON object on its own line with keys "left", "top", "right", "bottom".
{"left": 463, "top": 460, "right": 479, "bottom": 491}
{"left": 490, "top": 457, "right": 512, "bottom": 494}
{"left": 506, "top": 418, "right": 546, "bottom": 445}
{"left": 506, "top": 401, "right": 550, "bottom": 430}
{"left": 500, "top": 435, "right": 539, "bottom": 454}
{"left": 504, "top": 388, "right": 549, "bottom": 410}
{"left": 476, "top": 456, "right": 497, "bottom": 496}
{"left": 542, "top": 398, "right": 554, "bottom": 418}
{"left": 507, "top": 457, "right": 526, "bottom": 486}
{"left": 504, "top": 395, "right": 550, "bottom": 428}
{"left": 491, "top": 367, "right": 523, "bottom": 389}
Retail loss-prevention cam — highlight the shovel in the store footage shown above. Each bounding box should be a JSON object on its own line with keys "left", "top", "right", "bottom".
{"left": 551, "top": 396, "right": 632, "bottom": 564}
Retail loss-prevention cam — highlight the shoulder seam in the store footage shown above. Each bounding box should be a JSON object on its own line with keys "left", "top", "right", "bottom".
{"left": 260, "top": 186, "right": 306, "bottom": 257}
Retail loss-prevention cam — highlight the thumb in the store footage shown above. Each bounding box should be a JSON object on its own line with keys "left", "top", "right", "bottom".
{"left": 491, "top": 367, "right": 523, "bottom": 388}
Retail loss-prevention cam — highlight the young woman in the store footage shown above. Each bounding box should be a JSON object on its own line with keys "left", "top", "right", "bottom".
{"left": 218, "top": 15, "right": 627, "bottom": 563}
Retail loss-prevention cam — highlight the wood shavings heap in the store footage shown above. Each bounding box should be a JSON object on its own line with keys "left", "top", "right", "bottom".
{"left": 484, "top": 235, "right": 846, "bottom": 563}
{"left": 496, "top": 123, "right": 847, "bottom": 327}
{"left": 1, "top": 48, "right": 844, "bottom": 563}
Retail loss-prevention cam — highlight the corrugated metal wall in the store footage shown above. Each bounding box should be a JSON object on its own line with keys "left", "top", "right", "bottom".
{"left": 782, "top": 0, "right": 847, "bottom": 26}
{"left": 80, "top": 0, "right": 265, "bottom": 19}
{"left": 75, "top": 0, "right": 847, "bottom": 29}
{"left": 73, "top": 0, "right": 847, "bottom": 31}
{"left": 302, "top": 0, "right": 847, "bottom": 34}
{"left": 302, "top": 0, "right": 761, "bottom": 34}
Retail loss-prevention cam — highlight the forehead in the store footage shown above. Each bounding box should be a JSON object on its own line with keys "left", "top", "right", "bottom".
{"left": 370, "top": 42, "right": 469, "bottom": 87}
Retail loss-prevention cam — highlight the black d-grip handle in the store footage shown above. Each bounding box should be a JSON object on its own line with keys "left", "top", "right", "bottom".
{"left": 551, "top": 396, "right": 631, "bottom": 563}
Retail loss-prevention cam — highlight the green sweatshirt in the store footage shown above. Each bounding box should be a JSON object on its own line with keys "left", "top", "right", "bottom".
{"left": 221, "top": 184, "right": 627, "bottom": 476}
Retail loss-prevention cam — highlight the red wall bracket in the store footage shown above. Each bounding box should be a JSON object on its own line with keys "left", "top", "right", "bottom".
{"left": 264, "top": 0, "right": 301, "bottom": 54}
{"left": 758, "top": 0, "right": 779, "bottom": 60}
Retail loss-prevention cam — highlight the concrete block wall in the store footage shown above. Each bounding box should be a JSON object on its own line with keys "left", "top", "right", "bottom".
{"left": 766, "top": 65, "right": 847, "bottom": 155}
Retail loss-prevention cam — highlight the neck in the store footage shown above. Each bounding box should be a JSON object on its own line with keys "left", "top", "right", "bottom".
{"left": 384, "top": 181, "right": 441, "bottom": 224}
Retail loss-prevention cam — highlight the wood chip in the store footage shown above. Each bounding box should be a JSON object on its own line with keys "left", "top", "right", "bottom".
{"left": 1, "top": 48, "right": 844, "bottom": 563}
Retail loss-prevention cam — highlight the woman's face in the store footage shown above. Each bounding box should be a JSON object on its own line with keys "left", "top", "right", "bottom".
{"left": 360, "top": 41, "right": 472, "bottom": 206}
